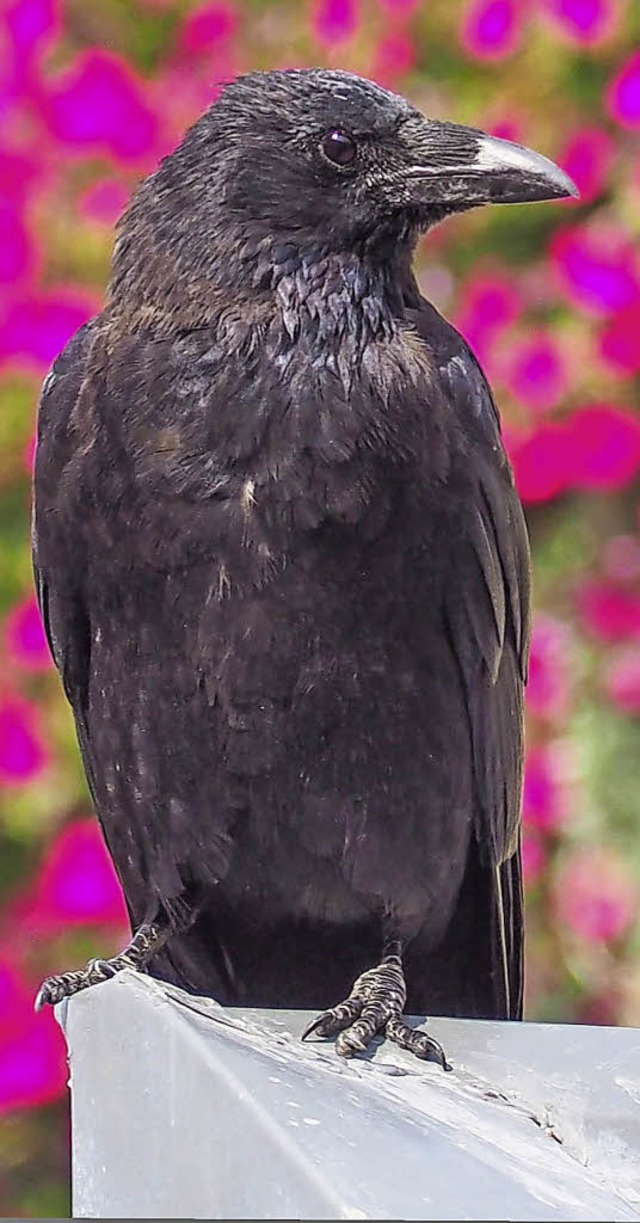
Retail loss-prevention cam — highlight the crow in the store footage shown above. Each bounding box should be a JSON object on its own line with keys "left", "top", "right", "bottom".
{"left": 33, "top": 68, "right": 576, "bottom": 1065}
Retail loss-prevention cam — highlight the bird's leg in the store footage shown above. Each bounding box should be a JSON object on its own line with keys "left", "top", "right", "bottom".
{"left": 302, "top": 939, "right": 450, "bottom": 1069}
{"left": 34, "top": 920, "right": 168, "bottom": 1011}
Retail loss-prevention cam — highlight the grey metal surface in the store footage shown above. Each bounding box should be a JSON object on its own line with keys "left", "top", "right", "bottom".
{"left": 57, "top": 969, "right": 640, "bottom": 1220}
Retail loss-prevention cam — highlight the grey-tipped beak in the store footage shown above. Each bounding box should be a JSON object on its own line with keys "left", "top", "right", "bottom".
{"left": 473, "top": 132, "right": 579, "bottom": 203}
{"left": 402, "top": 119, "right": 579, "bottom": 210}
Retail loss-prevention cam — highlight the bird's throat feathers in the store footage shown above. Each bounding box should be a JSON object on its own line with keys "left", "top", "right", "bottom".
{"left": 107, "top": 208, "right": 419, "bottom": 372}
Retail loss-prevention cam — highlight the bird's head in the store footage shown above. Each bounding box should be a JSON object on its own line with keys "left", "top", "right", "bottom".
{"left": 200, "top": 68, "right": 576, "bottom": 247}
{"left": 109, "top": 68, "right": 577, "bottom": 323}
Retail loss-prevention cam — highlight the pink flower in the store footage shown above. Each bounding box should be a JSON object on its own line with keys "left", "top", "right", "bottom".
{"left": 554, "top": 848, "right": 637, "bottom": 943}
{"left": 460, "top": 0, "right": 523, "bottom": 61}
{"left": 0, "top": 204, "right": 38, "bottom": 288}
{"left": 30, "top": 819, "right": 128, "bottom": 930}
{"left": 550, "top": 224, "right": 640, "bottom": 316}
{"left": 41, "top": 49, "right": 159, "bottom": 165}
{"left": 604, "top": 647, "right": 640, "bottom": 714}
{"left": 0, "top": 288, "right": 96, "bottom": 371}
{"left": 507, "top": 421, "right": 573, "bottom": 503}
{"left": 0, "top": 696, "right": 49, "bottom": 785}
{"left": 526, "top": 613, "right": 574, "bottom": 720}
{"left": 607, "top": 51, "right": 640, "bottom": 130}
{"left": 4, "top": 596, "right": 51, "bottom": 672}
{"left": 79, "top": 178, "right": 131, "bottom": 227}
{"left": 487, "top": 117, "right": 524, "bottom": 144}
{"left": 150, "top": 67, "right": 222, "bottom": 157}
{"left": 522, "top": 830, "right": 546, "bottom": 882}
{"left": 4, "top": 0, "right": 61, "bottom": 64}
{"left": 178, "top": 2, "right": 238, "bottom": 54}
{"left": 0, "top": 962, "right": 66, "bottom": 1113}
{"left": 599, "top": 304, "right": 640, "bottom": 376}
{"left": 500, "top": 331, "right": 569, "bottom": 413}
{"left": 454, "top": 273, "right": 521, "bottom": 364}
{"left": 577, "top": 580, "right": 640, "bottom": 642}
{"left": 538, "top": 0, "right": 617, "bottom": 47}
{"left": 568, "top": 405, "right": 640, "bottom": 492}
{"left": 0, "top": 149, "right": 44, "bottom": 208}
{"left": 557, "top": 127, "right": 613, "bottom": 205}
{"left": 311, "top": 0, "right": 359, "bottom": 46}
{"left": 371, "top": 32, "right": 415, "bottom": 85}
{"left": 523, "top": 744, "right": 570, "bottom": 831}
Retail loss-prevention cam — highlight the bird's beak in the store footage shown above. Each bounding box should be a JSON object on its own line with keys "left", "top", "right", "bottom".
{"left": 403, "top": 119, "right": 579, "bottom": 208}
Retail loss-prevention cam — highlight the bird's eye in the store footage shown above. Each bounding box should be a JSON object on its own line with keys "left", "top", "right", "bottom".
{"left": 320, "top": 130, "right": 357, "bottom": 167}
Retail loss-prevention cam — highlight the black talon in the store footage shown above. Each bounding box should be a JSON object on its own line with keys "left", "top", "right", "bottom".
{"left": 301, "top": 1014, "right": 327, "bottom": 1041}
{"left": 385, "top": 1015, "right": 451, "bottom": 1070}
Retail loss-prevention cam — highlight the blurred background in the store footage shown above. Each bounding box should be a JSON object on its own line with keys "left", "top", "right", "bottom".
{"left": 0, "top": 0, "right": 639, "bottom": 1213}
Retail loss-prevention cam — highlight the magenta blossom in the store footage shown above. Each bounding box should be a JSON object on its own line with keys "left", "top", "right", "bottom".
{"left": 500, "top": 330, "right": 569, "bottom": 413}
{"left": 507, "top": 407, "right": 640, "bottom": 504}
{"left": 523, "top": 744, "right": 570, "bottom": 831}
{"left": 526, "top": 613, "right": 574, "bottom": 721}
{"left": 4, "top": 596, "right": 51, "bottom": 672}
{"left": 607, "top": 51, "right": 640, "bottom": 129}
{"left": 0, "top": 696, "right": 49, "bottom": 786}
{"left": 538, "top": 0, "right": 618, "bottom": 47}
{"left": 507, "top": 421, "right": 573, "bottom": 503}
{"left": 79, "top": 178, "right": 131, "bottom": 227}
{"left": 30, "top": 819, "right": 128, "bottom": 931}
{"left": 550, "top": 224, "right": 640, "bottom": 316}
{"left": 461, "top": 0, "right": 523, "bottom": 60}
{"left": 311, "top": 0, "right": 359, "bottom": 46}
{"left": 150, "top": 67, "right": 223, "bottom": 157}
{"left": 454, "top": 273, "right": 521, "bottom": 364}
{"left": 599, "top": 303, "right": 640, "bottom": 377}
{"left": 604, "top": 647, "right": 640, "bottom": 714}
{"left": 4, "top": 0, "right": 61, "bottom": 65}
{"left": 0, "top": 203, "right": 38, "bottom": 288}
{"left": 558, "top": 127, "right": 613, "bottom": 205}
{"left": 522, "top": 831, "right": 545, "bottom": 883}
{"left": 486, "top": 116, "right": 524, "bottom": 144}
{"left": 0, "top": 962, "right": 66, "bottom": 1113}
{"left": 569, "top": 405, "right": 640, "bottom": 492}
{"left": 41, "top": 49, "right": 160, "bottom": 165}
{"left": 0, "top": 148, "right": 44, "bottom": 208}
{"left": 0, "top": 287, "right": 96, "bottom": 372}
{"left": 178, "top": 3, "right": 238, "bottom": 55}
{"left": 553, "top": 848, "right": 637, "bottom": 944}
{"left": 577, "top": 580, "right": 640, "bottom": 642}
{"left": 371, "top": 32, "right": 416, "bottom": 86}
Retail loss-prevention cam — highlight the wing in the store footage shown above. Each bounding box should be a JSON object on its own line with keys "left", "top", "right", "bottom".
{"left": 32, "top": 321, "right": 102, "bottom": 810}
{"left": 408, "top": 298, "right": 530, "bottom": 1018}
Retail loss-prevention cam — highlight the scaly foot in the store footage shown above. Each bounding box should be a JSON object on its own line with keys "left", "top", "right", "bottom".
{"left": 301, "top": 942, "right": 450, "bottom": 1069}
{"left": 34, "top": 921, "right": 164, "bottom": 1011}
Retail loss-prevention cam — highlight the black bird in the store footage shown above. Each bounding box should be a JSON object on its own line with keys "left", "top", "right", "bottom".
{"left": 33, "top": 69, "right": 576, "bottom": 1064}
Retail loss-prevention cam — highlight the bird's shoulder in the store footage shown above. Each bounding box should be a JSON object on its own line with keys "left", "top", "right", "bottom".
{"left": 35, "top": 318, "right": 98, "bottom": 474}
{"left": 406, "top": 297, "right": 504, "bottom": 455}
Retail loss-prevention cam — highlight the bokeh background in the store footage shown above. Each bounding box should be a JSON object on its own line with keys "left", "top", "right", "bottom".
{"left": 0, "top": 0, "right": 639, "bottom": 1213}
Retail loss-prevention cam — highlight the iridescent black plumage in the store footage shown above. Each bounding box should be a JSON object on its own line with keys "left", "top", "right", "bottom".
{"left": 33, "top": 69, "right": 576, "bottom": 1054}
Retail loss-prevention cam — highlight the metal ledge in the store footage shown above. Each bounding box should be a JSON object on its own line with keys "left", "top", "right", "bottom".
{"left": 57, "top": 969, "right": 640, "bottom": 1219}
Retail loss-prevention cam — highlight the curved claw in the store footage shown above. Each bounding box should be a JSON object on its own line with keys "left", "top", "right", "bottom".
{"left": 301, "top": 1013, "right": 329, "bottom": 1042}
{"left": 34, "top": 984, "right": 49, "bottom": 1013}
{"left": 385, "top": 1015, "right": 452, "bottom": 1070}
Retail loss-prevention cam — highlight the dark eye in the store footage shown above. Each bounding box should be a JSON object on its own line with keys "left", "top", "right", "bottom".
{"left": 320, "top": 130, "right": 357, "bottom": 167}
